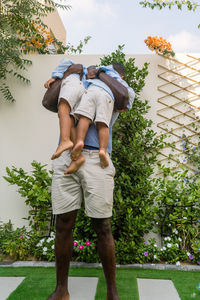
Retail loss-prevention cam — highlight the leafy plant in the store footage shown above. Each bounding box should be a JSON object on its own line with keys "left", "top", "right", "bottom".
{"left": 99, "top": 45, "right": 164, "bottom": 254}
{"left": 0, "top": 0, "right": 91, "bottom": 102}
{"left": 3, "top": 161, "right": 53, "bottom": 236}
{"left": 0, "top": 221, "right": 30, "bottom": 260}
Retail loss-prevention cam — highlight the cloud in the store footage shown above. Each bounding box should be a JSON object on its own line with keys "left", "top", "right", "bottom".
{"left": 59, "top": 0, "right": 119, "bottom": 32}
{"left": 168, "top": 31, "right": 200, "bottom": 53}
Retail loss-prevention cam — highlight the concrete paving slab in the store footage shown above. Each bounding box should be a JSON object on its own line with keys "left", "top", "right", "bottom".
{"left": 0, "top": 277, "right": 25, "bottom": 300}
{"left": 137, "top": 278, "right": 181, "bottom": 300}
{"left": 0, "top": 276, "right": 98, "bottom": 300}
{"left": 68, "top": 277, "right": 98, "bottom": 300}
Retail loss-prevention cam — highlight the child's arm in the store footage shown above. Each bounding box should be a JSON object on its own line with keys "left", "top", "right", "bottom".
{"left": 52, "top": 59, "right": 74, "bottom": 79}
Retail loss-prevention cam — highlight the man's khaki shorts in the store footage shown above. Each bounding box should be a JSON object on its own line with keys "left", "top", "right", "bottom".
{"left": 58, "top": 75, "right": 85, "bottom": 111}
{"left": 51, "top": 150, "right": 116, "bottom": 218}
{"left": 74, "top": 85, "right": 114, "bottom": 127}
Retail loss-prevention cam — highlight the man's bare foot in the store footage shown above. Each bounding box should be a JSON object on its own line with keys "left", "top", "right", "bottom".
{"left": 46, "top": 290, "right": 69, "bottom": 300}
{"left": 71, "top": 141, "right": 84, "bottom": 161}
{"left": 99, "top": 149, "right": 109, "bottom": 168}
{"left": 51, "top": 140, "right": 74, "bottom": 160}
{"left": 64, "top": 155, "right": 85, "bottom": 174}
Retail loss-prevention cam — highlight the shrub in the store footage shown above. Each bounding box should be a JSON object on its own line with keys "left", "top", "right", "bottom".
{"left": 4, "top": 161, "right": 53, "bottom": 237}
{"left": 0, "top": 221, "right": 30, "bottom": 260}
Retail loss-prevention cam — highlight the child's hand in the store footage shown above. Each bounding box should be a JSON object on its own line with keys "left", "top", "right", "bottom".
{"left": 44, "top": 78, "right": 56, "bottom": 89}
{"left": 86, "top": 66, "right": 98, "bottom": 79}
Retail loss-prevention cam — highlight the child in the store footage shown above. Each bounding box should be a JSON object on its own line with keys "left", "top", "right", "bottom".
{"left": 70, "top": 64, "right": 127, "bottom": 170}
{"left": 44, "top": 61, "right": 134, "bottom": 173}
{"left": 44, "top": 59, "right": 87, "bottom": 166}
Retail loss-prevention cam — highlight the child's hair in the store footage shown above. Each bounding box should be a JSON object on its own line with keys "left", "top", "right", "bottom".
{"left": 112, "top": 62, "right": 125, "bottom": 77}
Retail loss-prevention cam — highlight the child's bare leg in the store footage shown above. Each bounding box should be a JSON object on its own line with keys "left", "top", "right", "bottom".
{"left": 64, "top": 155, "right": 85, "bottom": 174}
{"left": 51, "top": 99, "right": 74, "bottom": 160}
{"left": 64, "top": 117, "right": 85, "bottom": 174}
{"left": 96, "top": 122, "right": 109, "bottom": 169}
{"left": 71, "top": 116, "right": 92, "bottom": 161}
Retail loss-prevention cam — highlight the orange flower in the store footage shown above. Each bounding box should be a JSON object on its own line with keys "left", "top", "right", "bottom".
{"left": 145, "top": 36, "right": 174, "bottom": 57}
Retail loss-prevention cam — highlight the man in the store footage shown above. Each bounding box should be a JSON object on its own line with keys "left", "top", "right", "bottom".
{"left": 43, "top": 63, "right": 134, "bottom": 300}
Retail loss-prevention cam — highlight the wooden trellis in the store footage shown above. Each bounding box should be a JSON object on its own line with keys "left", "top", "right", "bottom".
{"left": 157, "top": 54, "right": 200, "bottom": 169}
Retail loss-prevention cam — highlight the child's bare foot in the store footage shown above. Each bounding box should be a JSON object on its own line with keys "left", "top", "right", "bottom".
{"left": 51, "top": 140, "right": 74, "bottom": 160}
{"left": 71, "top": 141, "right": 84, "bottom": 161}
{"left": 99, "top": 149, "right": 109, "bottom": 168}
{"left": 64, "top": 155, "right": 85, "bottom": 174}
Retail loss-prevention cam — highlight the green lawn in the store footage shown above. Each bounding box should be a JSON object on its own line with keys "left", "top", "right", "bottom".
{"left": 0, "top": 267, "right": 199, "bottom": 300}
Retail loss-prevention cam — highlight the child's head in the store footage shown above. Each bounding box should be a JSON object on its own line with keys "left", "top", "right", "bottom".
{"left": 112, "top": 62, "right": 125, "bottom": 79}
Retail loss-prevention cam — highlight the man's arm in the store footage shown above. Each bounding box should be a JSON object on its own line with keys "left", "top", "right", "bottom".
{"left": 87, "top": 67, "right": 129, "bottom": 110}
{"left": 42, "top": 64, "right": 84, "bottom": 112}
{"left": 98, "top": 72, "right": 129, "bottom": 110}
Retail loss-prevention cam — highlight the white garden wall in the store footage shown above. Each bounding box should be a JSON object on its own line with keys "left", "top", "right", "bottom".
{"left": 1, "top": 54, "right": 199, "bottom": 228}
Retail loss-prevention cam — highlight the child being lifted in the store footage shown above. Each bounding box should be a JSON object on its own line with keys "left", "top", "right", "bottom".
{"left": 44, "top": 60, "right": 134, "bottom": 174}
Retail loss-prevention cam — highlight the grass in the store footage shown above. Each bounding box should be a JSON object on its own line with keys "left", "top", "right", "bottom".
{"left": 0, "top": 267, "right": 199, "bottom": 300}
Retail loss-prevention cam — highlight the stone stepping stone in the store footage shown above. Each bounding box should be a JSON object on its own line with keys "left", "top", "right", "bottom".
{"left": 0, "top": 276, "right": 98, "bottom": 300}
{"left": 0, "top": 277, "right": 25, "bottom": 300}
{"left": 137, "top": 278, "right": 181, "bottom": 300}
{"left": 69, "top": 277, "right": 98, "bottom": 300}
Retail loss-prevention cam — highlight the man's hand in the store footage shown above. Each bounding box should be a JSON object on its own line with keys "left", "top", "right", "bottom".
{"left": 68, "top": 64, "right": 83, "bottom": 79}
{"left": 116, "top": 108, "right": 128, "bottom": 112}
{"left": 86, "top": 66, "right": 98, "bottom": 79}
{"left": 44, "top": 78, "right": 56, "bottom": 89}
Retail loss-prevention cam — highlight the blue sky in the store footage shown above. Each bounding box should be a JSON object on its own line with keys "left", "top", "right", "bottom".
{"left": 58, "top": 0, "right": 200, "bottom": 54}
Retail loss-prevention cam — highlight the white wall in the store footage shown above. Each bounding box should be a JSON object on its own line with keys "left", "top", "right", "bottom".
{"left": 1, "top": 54, "right": 198, "bottom": 228}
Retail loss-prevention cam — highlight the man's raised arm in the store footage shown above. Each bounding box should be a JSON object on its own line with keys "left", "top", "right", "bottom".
{"left": 42, "top": 64, "right": 84, "bottom": 113}
{"left": 86, "top": 66, "right": 129, "bottom": 110}
{"left": 98, "top": 71, "right": 129, "bottom": 110}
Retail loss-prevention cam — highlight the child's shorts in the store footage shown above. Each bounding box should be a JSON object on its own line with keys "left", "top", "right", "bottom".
{"left": 74, "top": 85, "right": 114, "bottom": 127}
{"left": 58, "top": 75, "right": 85, "bottom": 111}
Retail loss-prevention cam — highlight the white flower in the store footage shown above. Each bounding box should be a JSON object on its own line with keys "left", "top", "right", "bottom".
{"left": 164, "top": 237, "right": 171, "bottom": 241}
{"left": 183, "top": 217, "right": 187, "bottom": 219}
{"left": 178, "top": 237, "right": 182, "bottom": 242}
{"left": 43, "top": 251, "right": 47, "bottom": 255}
{"left": 160, "top": 248, "right": 163, "bottom": 251}
{"left": 50, "top": 232, "right": 55, "bottom": 238}
{"left": 167, "top": 243, "right": 172, "bottom": 248}
{"left": 47, "top": 237, "right": 54, "bottom": 243}
{"left": 168, "top": 223, "right": 171, "bottom": 226}
{"left": 43, "top": 247, "right": 48, "bottom": 252}
{"left": 163, "top": 246, "right": 166, "bottom": 251}
{"left": 176, "top": 261, "right": 180, "bottom": 266}
{"left": 175, "top": 243, "right": 179, "bottom": 247}
{"left": 172, "top": 229, "right": 178, "bottom": 234}
{"left": 154, "top": 244, "right": 157, "bottom": 247}
{"left": 51, "top": 244, "right": 55, "bottom": 249}
{"left": 154, "top": 255, "right": 157, "bottom": 259}
{"left": 187, "top": 252, "right": 191, "bottom": 256}
{"left": 156, "top": 222, "right": 158, "bottom": 225}
{"left": 191, "top": 292, "right": 196, "bottom": 298}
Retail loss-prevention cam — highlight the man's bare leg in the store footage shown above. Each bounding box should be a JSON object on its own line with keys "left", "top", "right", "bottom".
{"left": 51, "top": 99, "right": 74, "bottom": 160}
{"left": 96, "top": 122, "right": 109, "bottom": 168}
{"left": 71, "top": 116, "right": 92, "bottom": 161}
{"left": 47, "top": 210, "right": 78, "bottom": 300}
{"left": 92, "top": 218, "right": 120, "bottom": 300}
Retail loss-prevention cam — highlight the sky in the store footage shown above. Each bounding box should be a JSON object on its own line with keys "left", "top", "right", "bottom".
{"left": 58, "top": 0, "right": 200, "bottom": 54}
